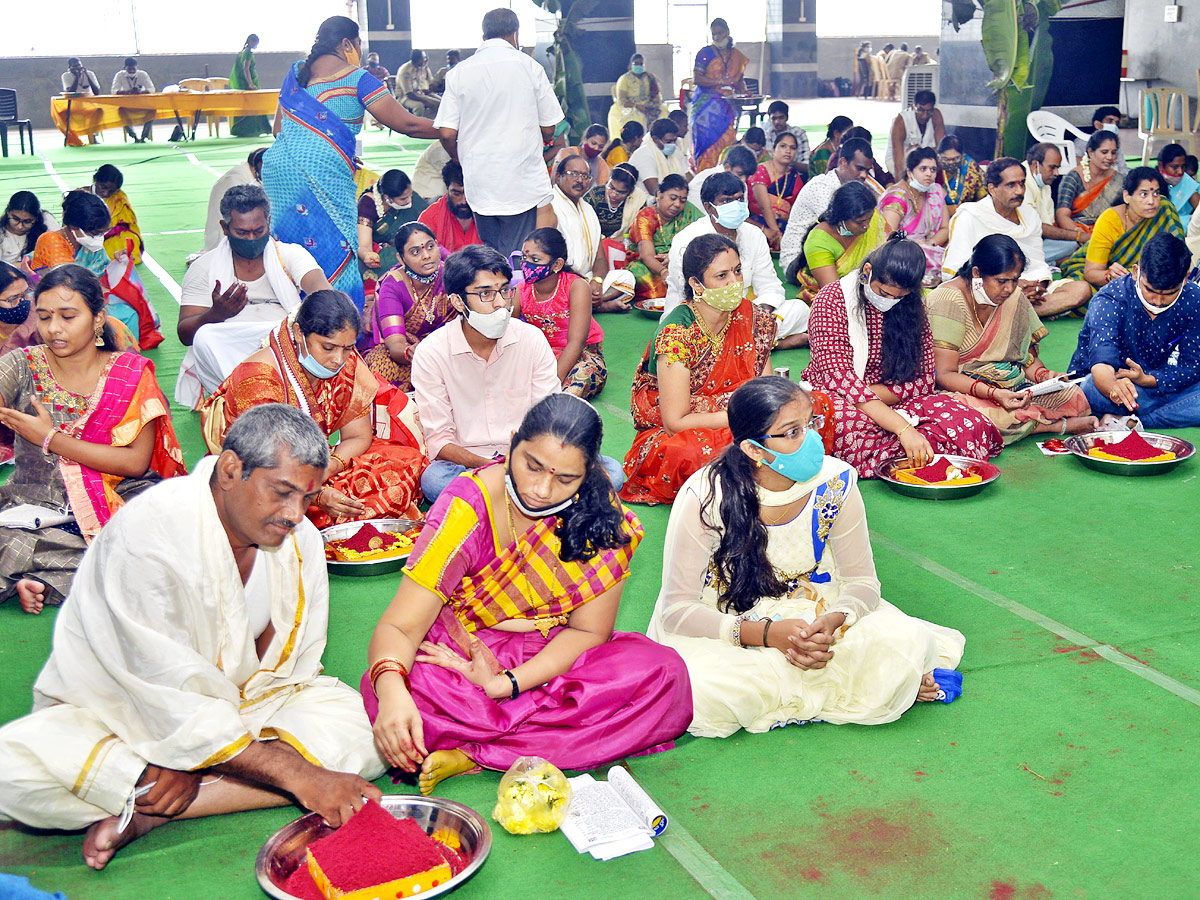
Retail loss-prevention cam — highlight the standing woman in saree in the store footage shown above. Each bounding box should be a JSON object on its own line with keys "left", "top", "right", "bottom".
{"left": 262, "top": 16, "right": 438, "bottom": 312}
{"left": 879, "top": 148, "right": 949, "bottom": 281}
{"left": 1059, "top": 167, "right": 1182, "bottom": 287}
{"left": 1055, "top": 130, "right": 1123, "bottom": 242}
{"left": 0, "top": 265, "right": 185, "bottom": 613}
{"left": 624, "top": 174, "right": 702, "bottom": 301}
{"left": 363, "top": 393, "right": 692, "bottom": 795}
{"left": 230, "top": 34, "right": 272, "bottom": 137}
{"left": 362, "top": 222, "right": 454, "bottom": 392}
{"left": 795, "top": 181, "right": 886, "bottom": 304}
{"left": 689, "top": 19, "right": 749, "bottom": 173}
{"left": 201, "top": 289, "right": 426, "bottom": 530}
{"left": 929, "top": 235, "right": 1095, "bottom": 443}
{"left": 621, "top": 234, "right": 780, "bottom": 506}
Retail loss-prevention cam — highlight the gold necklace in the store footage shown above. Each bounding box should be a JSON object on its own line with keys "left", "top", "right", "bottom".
{"left": 689, "top": 301, "right": 732, "bottom": 348}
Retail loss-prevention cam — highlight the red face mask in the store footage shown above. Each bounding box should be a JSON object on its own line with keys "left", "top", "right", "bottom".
{"left": 583, "top": 144, "right": 601, "bottom": 159}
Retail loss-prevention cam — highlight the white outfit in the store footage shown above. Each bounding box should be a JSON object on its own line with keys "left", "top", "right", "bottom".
{"left": 1187, "top": 212, "right": 1200, "bottom": 269}
{"left": 202, "top": 162, "right": 259, "bottom": 252}
{"left": 780, "top": 169, "right": 845, "bottom": 274}
{"left": 0, "top": 212, "right": 57, "bottom": 265}
{"left": 664, "top": 216, "right": 807, "bottom": 339}
{"left": 412, "top": 141, "right": 452, "bottom": 202}
{"left": 550, "top": 187, "right": 635, "bottom": 295}
{"left": 942, "top": 198, "right": 1053, "bottom": 281}
{"left": 647, "top": 459, "right": 965, "bottom": 738}
{"left": 174, "top": 238, "right": 320, "bottom": 407}
{"left": 111, "top": 69, "right": 155, "bottom": 94}
{"left": 626, "top": 140, "right": 689, "bottom": 194}
{"left": 434, "top": 38, "right": 563, "bottom": 216}
{"left": 884, "top": 107, "right": 936, "bottom": 174}
{"left": 688, "top": 166, "right": 723, "bottom": 211}
{"left": 0, "top": 457, "right": 386, "bottom": 831}
{"left": 60, "top": 69, "right": 99, "bottom": 94}
{"left": 1021, "top": 161, "right": 1055, "bottom": 226}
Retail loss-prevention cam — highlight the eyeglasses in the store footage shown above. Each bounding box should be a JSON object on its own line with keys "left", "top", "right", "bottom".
{"left": 7, "top": 214, "right": 36, "bottom": 227}
{"left": 0, "top": 288, "right": 33, "bottom": 306}
{"left": 464, "top": 286, "right": 517, "bottom": 304}
{"left": 762, "top": 415, "right": 825, "bottom": 443}
{"left": 563, "top": 171, "right": 593, "bottom": 183}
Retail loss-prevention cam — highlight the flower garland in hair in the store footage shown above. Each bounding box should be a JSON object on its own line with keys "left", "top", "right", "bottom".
{"left": 371, "top": 182, "right": 385, "bottom": 219}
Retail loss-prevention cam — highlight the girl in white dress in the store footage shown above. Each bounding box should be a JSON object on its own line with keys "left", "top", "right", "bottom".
{"left": 647, "top": 375, "right": 965, "bottom": 738}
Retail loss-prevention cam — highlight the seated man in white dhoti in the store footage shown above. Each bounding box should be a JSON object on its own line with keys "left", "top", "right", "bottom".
{"left": 0, "top": 404, "right": 386, "bottom": 870}
{"left": 175, "top": 185, "right": 331, "bottom": 407}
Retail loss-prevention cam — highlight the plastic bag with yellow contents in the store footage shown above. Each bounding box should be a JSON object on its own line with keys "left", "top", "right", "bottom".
{"left": 492, "top": 756, "right": 573, "bottom": 835}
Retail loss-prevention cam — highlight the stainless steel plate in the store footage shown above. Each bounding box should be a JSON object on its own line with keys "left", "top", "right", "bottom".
{"left": 878, "top": 455, "right": 1001, "bottom": 500}
{"left": 632, "top": 299, "right": 664, "bottom": 319}
{"left": 320, "top": 518, "right": 422, "bottom": 577}
{"left": 256, "top": 795, "right": 491, "bottom": 900}
{"left": 1065, "top": 430, "right": 1195, "bottom": 477}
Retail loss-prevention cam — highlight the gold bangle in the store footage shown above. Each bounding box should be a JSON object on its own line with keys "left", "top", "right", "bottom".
{"left": 896, "top": 422, "right": 912, "bottom": 439}
{"left": 329, "top": 452, "right": 348, "bottom": 473}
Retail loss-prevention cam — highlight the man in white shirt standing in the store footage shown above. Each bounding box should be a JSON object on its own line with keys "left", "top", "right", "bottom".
{"left": 111, "top": 57, "right": 155, "bottom": 143}
{"left": 780, "top": 137, "right": 876, "bottom": 282}
{"left": 664, "top": 172, "right": 809, "bottom": 348}
{"left": 1022, "top": 142, "right": 1085, "bottom": 264}
{"left": 175, "top": 185, "right": 331, "bottom": 407}
{"left": 943, "top": 157, "right": 1091, "bottom": 317}
{"left": 435, "top": 8, "right": 564, "bottom": 260}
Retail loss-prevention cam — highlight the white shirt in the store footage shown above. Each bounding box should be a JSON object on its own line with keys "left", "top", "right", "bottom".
{"left": 688, "top": 166, "right": 723, "bottom": 210}
{"left": 664, "top": 216, "right": 785, "bottom": 315}
{"left": 434, "top": 39, "right": 563, "bottom": 216}
{"left": 111, "top": 69, "right": 155, "bottom": 94}
{"left": 550, "top": 187, "right": 601, "bottom": 276}
{"left": 181, "top": 241, "right": 320, "bottom": 322}
{"left": 61, "top": 69, "right": 100, "bottom": 94}
{"left": 779, "top": 169, "right": 845, "bottom": 272}
{"left": 884, "top": 107, "right": 936, "bottom": 173}
{"left": 1021, "top": 161, "right": 1055, "bottom": 226}
{"left": 0, "top": 212, "right": 57, "bottom": 265}
{"left": 203, "top": 162, "right": 258, "bottom": 252}
{"left": 942, "top": 198, "right": 1052, "bottom": 281}
{"left": 627, "top": 140, "right": 689, "bottom": 194}
{"left": 412, "top": 142, "right": 451, "bottom": 201}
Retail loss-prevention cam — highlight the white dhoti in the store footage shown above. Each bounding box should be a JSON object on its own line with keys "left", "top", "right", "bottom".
{"left": 0, "top": 676, "right": 382, "bottom": 830}
{"left": 764, "top": 296, "right": 811, "bottom": 340}
{"left": 175, "top": 318, "right": 281, "bottom": 408}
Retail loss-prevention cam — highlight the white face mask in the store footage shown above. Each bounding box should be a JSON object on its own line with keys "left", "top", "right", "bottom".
{"left": 74, "top": 228, "right": 105, "bottom": 252}
{"left": 389, "top": 198, "right": 413, "bottom": 210}
{"left": 1100, "top": 123, "right": 1119, "bottom": 133}
{"left": 860, "top": 273, "right": 904, "bottom": 312}
{"left": 1135, "top": 277, "right": 1181, "bottom": 317}
{"left": 972, "top": 277, "right": 999, "bottom": 306}
{"left": 466, "top": 305, "right": 511, "bottom": 339}
{"left": 909, "top": 176, "right": 933, "bottom": 193}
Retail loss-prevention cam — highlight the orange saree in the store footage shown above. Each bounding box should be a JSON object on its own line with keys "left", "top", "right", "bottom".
{"left": 620, "top": 298, "right": 776, "bottom": 505}
{"left": 200, "top": 319, "right": 425, "bottom": 527}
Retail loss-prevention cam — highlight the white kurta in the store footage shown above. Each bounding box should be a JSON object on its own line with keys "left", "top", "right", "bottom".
{"left": 647, "top": 459, "right": 965, "bottom": 738}
{"left": 942, "top": 198, "right": 1054, "bottom": 281}
{"left": 0, "top": 457, "right": 385, "bottom": 830}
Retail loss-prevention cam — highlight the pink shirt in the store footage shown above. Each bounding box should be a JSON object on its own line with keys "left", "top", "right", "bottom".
{"left": 411, "top": 317, "right": 561, "bottom": 460}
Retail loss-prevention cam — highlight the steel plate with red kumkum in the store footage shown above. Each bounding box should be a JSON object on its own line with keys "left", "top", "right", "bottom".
{"left": 1085, "top": 430, "right": 1176, "bottom": 462}
{"left": 1064, "top": 430, "right": 1194, "bottom": 476}
{"left": 878, "top": 454, "right": 1000, "bottom": 500}
{"left": 321, "top": 518, "right": 423, "bottom": 577}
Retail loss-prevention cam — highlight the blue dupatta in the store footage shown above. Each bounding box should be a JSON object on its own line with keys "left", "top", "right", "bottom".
{"left": 261, "top": 63, "right": 364, "bottom": 310}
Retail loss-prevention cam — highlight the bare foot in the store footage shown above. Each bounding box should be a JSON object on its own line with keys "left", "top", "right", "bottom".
{"left": 16, "top": 579, "right": 46, "bottom": 615}
{"left": 1064, "top": 415, "right": 1100, "bottom": 435}
{"left": 916, "top": 672, "right": 940, "bottom": 703}
{"left": 775, "top": 332, "right": 809, "bottom": 350}
{"left": 82, "top": 812, "right": 164, "bottom": 870}
{"left": 418, "top": 749, "right": 475, "bottom": 795}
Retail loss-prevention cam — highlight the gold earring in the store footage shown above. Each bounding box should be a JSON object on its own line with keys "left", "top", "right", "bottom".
{"left": 755, "top": 459, "right": 763, "bottom": 468}
{"left": 94, "top": 326, "right": 105, "bottom": 347}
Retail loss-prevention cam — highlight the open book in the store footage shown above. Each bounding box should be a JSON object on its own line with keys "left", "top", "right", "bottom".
{"left": 559, "top": 767, "right": 668, "bottom": 861}
{"left": 0, "top": 504, "right": 72, "bottom": 530}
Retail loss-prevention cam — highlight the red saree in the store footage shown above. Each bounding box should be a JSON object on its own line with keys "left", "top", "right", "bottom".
{"left": 620, "top": 298, "right": 776, "bottom": 505}
{"left": 200, "top": 320, "right": 425, "bottom": 527}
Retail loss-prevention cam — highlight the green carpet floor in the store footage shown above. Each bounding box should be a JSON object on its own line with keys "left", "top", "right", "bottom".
{"left": 1, "top": 132, "right": 1197, "bottom": 900}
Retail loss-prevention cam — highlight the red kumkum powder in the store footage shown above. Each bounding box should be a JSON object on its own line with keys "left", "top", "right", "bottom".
{"left": 307, "top": 800, "right": 450, "bottom": 890}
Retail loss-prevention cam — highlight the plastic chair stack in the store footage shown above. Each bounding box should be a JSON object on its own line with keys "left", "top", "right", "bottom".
{"left": 1026, "top": 109, "right": 1087, "bottom": 170}
{"left": 1138, "top": 87, "right": 1195, "bottom": 164}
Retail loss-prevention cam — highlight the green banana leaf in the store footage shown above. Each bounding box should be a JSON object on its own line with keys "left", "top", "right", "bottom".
{"left": 981, "top": 0, "right": 1020, "bottom": 90}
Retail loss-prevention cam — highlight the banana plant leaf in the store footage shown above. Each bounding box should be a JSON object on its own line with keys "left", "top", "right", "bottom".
{"left": 950, "top": 0, "right": 980, "bottom": 30}
{"left": 981, "top": 0, "right": 1020, "bottom": 91}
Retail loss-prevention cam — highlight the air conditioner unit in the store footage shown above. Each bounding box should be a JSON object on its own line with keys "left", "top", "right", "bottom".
{"left": 903, "top": 65, "right": 939, "bottom": 107}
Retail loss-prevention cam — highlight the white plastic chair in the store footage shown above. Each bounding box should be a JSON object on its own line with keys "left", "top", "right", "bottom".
{"left": 1138, "top": 87, "right": 1196, "bottom": 164}
{"left": 1026, "top": 110, "right": 1087, "bottom": 170}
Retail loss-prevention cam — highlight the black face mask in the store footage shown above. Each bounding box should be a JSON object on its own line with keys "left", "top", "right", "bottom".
{"left": 228, "top": 233, "right": 269, "bottom": 259}
{"left": 0, "top": 298, "right": 31, "bottom": 325}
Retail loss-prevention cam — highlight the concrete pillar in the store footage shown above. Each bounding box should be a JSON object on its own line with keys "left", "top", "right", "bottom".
{"left": 563, "top": 0, "right": 637, "bottom": 126}
{"left": 766, "top": 0, "right": 818, "bottom": 98}
{"left": 362, "top": 0, "right": 413, "bottom": 76}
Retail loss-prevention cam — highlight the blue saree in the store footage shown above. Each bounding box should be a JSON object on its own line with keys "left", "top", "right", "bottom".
{"left": 262, "top": 63, "right": 388, "bottom": 311}
{"left": 689, "top": 45, "right": 748, "bottom": 172}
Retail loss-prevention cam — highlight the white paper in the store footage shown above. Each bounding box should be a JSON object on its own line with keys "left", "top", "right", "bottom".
{"left": 559, "top": 774, "right": 653, "bottom": 859}
{"left": 1024, "top": 378, "right": 1072, "bottom": 398}
{"left": 0, "top": 504, "right": 72, "bottom": 530}
{"left": 607, "top": 767, "right": 668, "bottom": 836}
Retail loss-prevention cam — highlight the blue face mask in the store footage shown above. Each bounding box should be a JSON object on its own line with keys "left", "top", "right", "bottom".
{"left": 749, "top": 429, "right": 825, "bottom": 484}
{"left": 298, "top": 332, "right": 346, "bottom": 379}
{"left": 838, "top": 224, "right": 855, "bottom": 237}
{"left": 712, "top": 199, "right": 749, "bottom": 229}
{"left": 631, "top": 64, "right": 645, "bottom": 75}
{"left": 1033, "top": 172, "right": 1045, "bottom": 189}
{"left": 661, "top": 142, "right": 677, "bottom": 157}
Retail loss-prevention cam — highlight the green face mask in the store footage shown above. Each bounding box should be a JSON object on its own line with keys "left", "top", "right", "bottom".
{"left": 697, "top": 281, "right": 744, "bottom": 312}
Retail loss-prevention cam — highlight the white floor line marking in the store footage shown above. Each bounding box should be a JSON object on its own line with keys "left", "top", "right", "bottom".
{"left": 658, "top": 825, "right": 759, "bottom": 900}
{"left": 596, "top": 399, "right": 633, "bottom": 425}
{"left": 871, "top": 532, "right": 1200, "bottom": 708}
{"left": 143, "top": 229, "right": 204, "bottom": 236}
{"left": 183, "top": 151, "right": 221, "bottom": 177}
{"left": 41, "top": 151, "right": 183, "bottom": 303}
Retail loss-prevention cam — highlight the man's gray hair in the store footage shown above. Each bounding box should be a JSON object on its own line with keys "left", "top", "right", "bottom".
{"left": 222, "top": 404, "right": 329, "bottom": 478}
{"left": 220, "top": 183, "right": 271, "bottom": 224}
{"left": 482, "top": 7, "right": 520, "bottom": 40}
